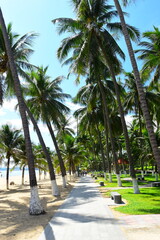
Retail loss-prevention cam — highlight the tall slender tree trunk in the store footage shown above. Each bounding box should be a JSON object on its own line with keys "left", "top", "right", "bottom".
{"left": 46, "top": 121, "right": 67, "bottom": 188}
{"left": 113, "top": 0, "right": 160, "bottom": 173}
{"left": 95, "top": 122, "right": 106, "bottom": 173}
{"left": 98, "top": 81, "right": 122, "bottom": 186}
{"left": 22, "top": 165, "right": 25, "bottom": 186}
{"left": 102, "top": 99, "right": 112, "bottom": 181}
{"left": 6, "top": 154, "right": 10, "bottom": 190}
{"left": 25, "top": 104, "right": 60, "bottom": 196}
{"left": 96, "top": 34, "right": 140, "bottom": 193}
{"left": 0, "top": 8, "right": 44, "bottom": 214}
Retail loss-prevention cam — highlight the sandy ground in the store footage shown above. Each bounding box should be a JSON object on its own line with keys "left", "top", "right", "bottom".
{"left": 1, "top": 175, "right": 160, "bottom": 240}
{"left": 0, "top": 173, "right": 76, "bottom": 240}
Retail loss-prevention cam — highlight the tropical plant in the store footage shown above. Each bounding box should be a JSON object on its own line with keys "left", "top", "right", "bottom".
{"left": 25, "top": 66, "right": 70, "bottom": 187}
{"left": 52, "top": 0, "right": 140, "bottom": 189}
{"left": 135, "top": 27, "right": 160, "bottom": 88}
{"left": 0, "top": 20, "right": 60, "bottom": 195}
{"left": 113, "top": 0, "right": 160, "bottom": 173}
{"left": 0, "top": 9, "right": 44, "bottom": 214}
{"left": 61, "top": 134, "right": 85, "bottom": 180}
{"left": 0, "top": 124, "right": 23, "bottom": 189}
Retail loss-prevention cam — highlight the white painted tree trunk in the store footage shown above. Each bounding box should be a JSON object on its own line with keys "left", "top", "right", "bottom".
{"left": 39, "top": 170, "right": 42, "bottom": 180}
{"left": 51, "top": 180, "right": 60, "bottom": 196}
{"left": 65, "top": 175, "right": 68, "bottom": 183}
{"left": 116, "top": 174, "right": 122, "bottom": 187}
{"left": 152, "top": 170, "right": 155, "bottom": 176}
{"left": 141, "top": 170, "right": 144, "bottom": 178}
{"left": 62, "top": 176, "right": 67, "bottom": 188}
{"left": 108, "top": 173, "right": 112, "bottom": 182}
{"left": 104, "top": 172, "right": 107, "bottom": 180}
{"left": 69, "top": 174, "right": 72, "bottom": 182}
{"left": 155, "top": 173, "right": 159, "bottom": 181}
{"left": 29, "top": 186, "right": 44, "bottom": 215}
{"left": 132, "top": 178, "right": 140, "bottom": 194}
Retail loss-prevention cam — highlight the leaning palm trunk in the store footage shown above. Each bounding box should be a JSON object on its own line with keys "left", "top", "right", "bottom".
{"left": 22, "top": 165, "right": 25, "bottom": 185}
{"left": 102, "top": 104, "right": 112, "bottom": 181}
{"left": 6, "top": 154, "right": 10, "bottom": 189}
{"left": 98, "top": 81, "right": 122, "bottom": 187}
{"left": 25, "top": 104, "right": 60, "bottom": 196}
{"left": 113, "top": 0, "right": 160, "bottom": 173}
{"left": 95, "top": 123, "right": 107, "bottom": 174}
{"left": 0, "top": 8, "right": 44, "bottom": 215}
{"left": 96, "top": 34, "right": 140, "bottom": 193}
{"left": 46, "top": 121, "right": 67, "bottom": 188}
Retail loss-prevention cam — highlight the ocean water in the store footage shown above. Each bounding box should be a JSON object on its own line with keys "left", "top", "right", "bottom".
{"left": 0, "top": 167, "right": 39, "bottom": 178}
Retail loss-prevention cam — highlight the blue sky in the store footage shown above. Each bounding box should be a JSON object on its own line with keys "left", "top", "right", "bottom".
{"left": 0, "top": 0, "right": 160, "bottom": 150}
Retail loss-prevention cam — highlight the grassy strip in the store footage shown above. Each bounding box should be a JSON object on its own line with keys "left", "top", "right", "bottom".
{"left": 106, "top": 188, "right": 160, "bottom": 215}
{"left": 96, "top": 174, "right": 159, "bottom": 188}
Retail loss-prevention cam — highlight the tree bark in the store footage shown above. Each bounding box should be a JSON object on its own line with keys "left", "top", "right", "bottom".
{"left": 6, "top": 154, "right": 10, "bottom": 189}
{"left": 96, "top": 32, "right": 140, "bottom": 192}
{"left": 0, "top": 8, "right": 44, "bottom": 214}
{"left": 22, "top": 165, "right": 25, "bottom": 185}
{"left": 46, "top": 121, "right": 67, "bottom": 187}
{"left": 98, "top": 81, "right": 121, "bottom": 187}
{"left": 95, "top": 121, "right": 107, "bottom": 172}
{"left": 113, "top": 0, "right": 160, "bottom": 173}
{"left": 25, "top": 104, "right": 60, "bottom": 195}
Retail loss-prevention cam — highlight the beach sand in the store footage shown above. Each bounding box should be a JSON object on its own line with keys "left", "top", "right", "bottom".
{"left": 0, "top": 173, "right": 76, "bottom": 240}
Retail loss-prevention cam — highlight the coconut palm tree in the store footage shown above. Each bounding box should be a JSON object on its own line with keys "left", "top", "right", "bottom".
{"left": 24, "top": 104, "right": 60, "bottom": 194}
{"left": 53, "top": 0, "right": 141, "bottom": 192}
{"left": 0, "top": 8, "right": 44, "bottom": 214}
{"left": 56, "top": 116, "right": 75, "bottom": 144}
{"left": 0, "top": 21, "right": 60, "bottom": 195}
{"left": 73, "top": 77, "right": 124, "bottom": 185}
{"left": 113, "top": 0, "right": 160, "bottom": 172}
{"left": 61, "top": 134, "right": 85, "bottom": 180}
{"left": 25, "top": 66, "right": 70, "bottom": 187}
{"left": 0, "top": 124, "right": 23, "bottom": 189}
{"left": 135, "top": 27, "right": 160, "bottom": 87}
{"left": 0, "top": 22, "right": 37, "bottom": 95}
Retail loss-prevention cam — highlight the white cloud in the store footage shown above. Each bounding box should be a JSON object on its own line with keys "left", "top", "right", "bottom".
{"left": 2, "top": 99, "right": 18, "bottom": 112}
{"left": 0, "top": 118, "right": 23, "bottom": 129}
{"left": 65, "top": 101, "right": 81, "bottom": 112}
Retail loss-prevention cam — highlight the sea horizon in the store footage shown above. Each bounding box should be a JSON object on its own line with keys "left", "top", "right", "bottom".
{"left": 0, "top": 167, "right": 39, "bottom": 179}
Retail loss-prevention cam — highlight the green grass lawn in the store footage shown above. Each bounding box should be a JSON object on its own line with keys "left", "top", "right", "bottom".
{"left": 94, "top": 174, "right": 160, "bottom": 215}
{"left": 107, "top": 188, "right": 160, "bottom": 215}
{"left": 95, "top": 173, "right": 159, "bottom": 188}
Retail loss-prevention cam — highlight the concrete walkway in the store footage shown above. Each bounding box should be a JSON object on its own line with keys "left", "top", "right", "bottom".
{"left": 38, "top": 176, "right": 126, "bottom": 240}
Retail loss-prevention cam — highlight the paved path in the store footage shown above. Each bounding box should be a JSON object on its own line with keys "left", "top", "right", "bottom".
{"left": 38, "top": 176, "right": 126, "bottom": 240}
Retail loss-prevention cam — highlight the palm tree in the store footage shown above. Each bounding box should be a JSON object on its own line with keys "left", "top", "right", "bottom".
{"left": 24, "top": 104, "right": 60, "bottom": 195}
{"left": 113, "top": 0, "right": 160, "bottom": 173}
{"left": 56, "top": 116, "right": 75, "bottom": 143}
{"left": 0, "top": 22, "right": 37, "bottom": 95}
{"left": 0, "top": 124, "right": 23, "bottom": 189}
{"left": 135, "top": 27, "right": 160, "bottom": 87}
{"left": 61, "top": 134, "right": 85, "bottom": 180}
{"left": 0, "top": 21, "right": 59, "bottom": 195}
{"left": 25, "top": 66, "right": 70, "bottom": 187}
{"left": 73, "top": 78, "right": 123, "bottom": 185}
{"left": 53, "top": 0, "right": 141, "bottom": 192}
{"left": 0, "top": 8, "right": 44, "bottom": 214}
